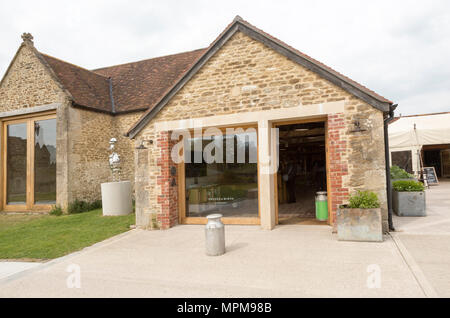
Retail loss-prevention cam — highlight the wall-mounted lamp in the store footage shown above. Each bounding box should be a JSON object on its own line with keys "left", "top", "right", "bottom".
{"left": 350, "top": 120, "right": 367, "bottom": 133}
{"left": 135, "top": 139, "right": 154, "bottom": 150}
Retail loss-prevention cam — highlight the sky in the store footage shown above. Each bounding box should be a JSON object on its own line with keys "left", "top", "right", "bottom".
{"left": 1, "top": 0, "right": 449, "bottom": 116}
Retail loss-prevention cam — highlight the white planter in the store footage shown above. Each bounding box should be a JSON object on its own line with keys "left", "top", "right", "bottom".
{"left": 101, "top": 181, "right": 132, "bottom": 216}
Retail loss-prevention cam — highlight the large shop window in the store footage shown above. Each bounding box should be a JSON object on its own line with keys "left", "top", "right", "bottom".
{"left": 181, "top": 127, "right": 259, "bottom": 223}
{"left": 3, "top": 114, "right": 56, "bottom": 211}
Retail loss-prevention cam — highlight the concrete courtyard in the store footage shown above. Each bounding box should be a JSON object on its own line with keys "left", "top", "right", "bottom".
{"left": 392, "top": 180, "right": 450, "bottom": 297}
{"left": 1, "top": 182, "right": 449, "bottom": 298}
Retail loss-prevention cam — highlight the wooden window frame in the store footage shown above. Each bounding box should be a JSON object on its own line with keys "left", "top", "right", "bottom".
{"left": 177, "top": 125, "right": 260, "bottom": 225}
{"left": 1, "top": 111, "right": 57, "bottom": 212}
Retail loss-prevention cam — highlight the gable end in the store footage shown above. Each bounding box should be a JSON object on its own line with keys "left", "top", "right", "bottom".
{"left": 126, "top": 17, "right": 392, "bottom": 138}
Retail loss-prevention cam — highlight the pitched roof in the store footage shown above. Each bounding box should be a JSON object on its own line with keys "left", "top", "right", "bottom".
{"left": 237, "top": 17, "right": 393, "bottom": 105}
{"left": 38, "top": 49, "right": 205, "bottom": 114}
{"left": 4, "top": 16, "right": 393, "bottom": 126}
{"left": 41, "top": 54, "right": 113, "bottom": 113}
{"left": 126, "top": 16, "right": 394, "bottom": 138}
{"left": 93, "top": 49, "right": 206, "bottom": 113}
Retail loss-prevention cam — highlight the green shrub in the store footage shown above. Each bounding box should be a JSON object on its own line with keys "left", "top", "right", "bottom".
{"left": 393, "top": 180, "right": 425, "bottom": 192}
{"left": 89, "top": 200, "right": 102, "bottom": 210}
{"left": 68, "top": 199, "right": 103, "bottom": 214}
{"left": 390, "top": 165, "right": 414, "bottom": 180}
{"left": 68, "top": 199, "right": 89, "bottom": 214}
{"left": 49, "top": 205, "right": 63, "bottom": 216}
{"left": 347, "top": 191, "right": 380, "bottom": 209}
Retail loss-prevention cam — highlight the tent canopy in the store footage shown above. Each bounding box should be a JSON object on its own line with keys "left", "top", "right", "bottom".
{"left": 389, "top": 113, "right": 450, "bottom": 149}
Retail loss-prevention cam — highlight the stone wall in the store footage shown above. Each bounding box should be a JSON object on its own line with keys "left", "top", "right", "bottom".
{"left": 0, "top": 44, "right": 65, "bottom": 111}
{"left": 0, "top": 42, "right": 144, "bottom": 209}
{"left": 134, "top": 31, "right": 388, "bottom": 231}
{"left": 67, "top": 108, "right": 144, "bottom": 203}
{"left": 66, "top": 107, "right": 113, "bottom": 202}
{"left": 0, "top": 43, "right": 69, "bottom": 210}
{"left": 113, "top": 112, "right": 144, "bottom": 194}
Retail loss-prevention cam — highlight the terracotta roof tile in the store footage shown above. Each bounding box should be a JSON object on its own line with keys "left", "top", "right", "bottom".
{"left": 93, "top": 48, "right": 206, "bottom": 113}
{"left": 39, "top": 49, "right": 206, "bottom": 114}
{"left": 41, "top": 54, "right": 113, "bottom": 112}
{"left": 38, "top": 16, "right": 392, "bottom": 118}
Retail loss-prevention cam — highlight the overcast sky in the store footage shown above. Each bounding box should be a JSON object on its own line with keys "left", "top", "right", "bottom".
{"left": 1, "top": 0, "right": 449, "bottom": 116}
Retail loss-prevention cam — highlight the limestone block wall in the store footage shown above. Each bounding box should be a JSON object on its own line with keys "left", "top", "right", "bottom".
{"left": 0, "top": 42, "right": 144, "bottom": 209}
{"left": 0, "top": 43, "right": 70, "bottom": 210}
{"left": 67, "top": 109, "right": 144, "bottom": 203}
{"left": 0, "top": 44, "right": 65, "bottom": 111}
{"left": 134, "top": 31, "right": 389, "bottom": 231}
{"left": 55, "top": 99, "right": 70, "bottom": 209}
{"left": 113, "top": 112, "right": 144, "bottom": 193}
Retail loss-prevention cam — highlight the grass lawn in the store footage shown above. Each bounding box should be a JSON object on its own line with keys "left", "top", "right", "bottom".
{"left": 0, "top": 210, "right": 135, "bottom": 260}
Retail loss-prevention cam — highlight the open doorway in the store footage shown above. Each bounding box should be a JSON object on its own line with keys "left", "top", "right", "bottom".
{"left": 275, "top": 121, "right": 328, "bottom": 225}
{"left": 423, "top": 145, "right": 450, "bottom": 178}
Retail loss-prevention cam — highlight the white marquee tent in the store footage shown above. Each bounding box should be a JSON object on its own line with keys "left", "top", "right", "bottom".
{"left": 389, "top": 112, "right": 450, "bottom": 176}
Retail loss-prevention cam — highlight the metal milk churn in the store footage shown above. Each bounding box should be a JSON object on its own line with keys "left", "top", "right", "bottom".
{"left": 315, "top": 191, "right": 328, "bottom": 221}
{"left": 205, "top": 214, "right": 225, "bottom": 256}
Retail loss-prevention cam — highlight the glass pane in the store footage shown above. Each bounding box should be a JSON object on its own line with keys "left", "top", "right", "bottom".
{"left": 6, "top": 123, "right": 27, "bottom": 205}
{"left": 185, "top": 129, "right": 258, "bottom": 218}
{"left": 34, "top": 119, "right": 56, "bottom": 204}
{"left": 391, "top": 151, "right": 413, "bottom": 174}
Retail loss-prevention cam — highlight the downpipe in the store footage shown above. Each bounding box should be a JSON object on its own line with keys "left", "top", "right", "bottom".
{"left": 384, "top": 104, "right": 398, "bottom": 232}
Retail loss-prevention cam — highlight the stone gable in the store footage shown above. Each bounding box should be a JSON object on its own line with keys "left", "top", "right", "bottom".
{"left": 135, "top": 31, "right": 388, "bottom": 231}
{"left": 0, "top": 44, "right": 67, "bottom": 111}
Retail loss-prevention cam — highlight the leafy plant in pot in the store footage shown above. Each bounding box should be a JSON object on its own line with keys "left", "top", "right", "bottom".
{"left": 392, "top": 180, "right": 426, "bottom": 217}
{"left": 390, "top": 165, "right": 415, "bottom": 181}
{"left": 337, "top": 191, "right": 383, "bottom": 242}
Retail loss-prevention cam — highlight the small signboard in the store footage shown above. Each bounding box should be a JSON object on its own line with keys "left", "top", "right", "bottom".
{"left": 422, "top": 167, "right": 439, "bottom": 186}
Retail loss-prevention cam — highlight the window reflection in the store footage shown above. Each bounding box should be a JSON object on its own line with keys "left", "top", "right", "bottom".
{"left": 34, "top": 119, "right": 56, "bottom": 204}
{"left": 185, "top": 129, "right": 258, "bottom": 218}
{"left": 6, "top": 123, "right": 27, "bottom": 205}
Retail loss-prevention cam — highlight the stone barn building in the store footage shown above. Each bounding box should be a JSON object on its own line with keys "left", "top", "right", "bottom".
{"left": 0, "top": 17, "right": 395, "bottom": 232}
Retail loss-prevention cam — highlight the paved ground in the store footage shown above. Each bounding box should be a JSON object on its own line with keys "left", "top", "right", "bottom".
{"left": 0, "top": 226, "right": 423, "bottom": 298}
{"left": 393, "top": 179, "right": 450, "bottom": 297}
{"left": 0, "top": 181, "right": 449, "bottom": 298}
{"left": 0, "top": 262, "right": 41, "bottom": 280}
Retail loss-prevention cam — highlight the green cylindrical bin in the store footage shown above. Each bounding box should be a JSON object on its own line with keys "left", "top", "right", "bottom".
{"left": 315, "top": 191, "right": 328, "bottom": 221}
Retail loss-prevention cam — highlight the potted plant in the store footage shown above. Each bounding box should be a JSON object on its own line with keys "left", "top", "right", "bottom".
{"left": 392, "top": 180, "right": 426, "bottom": 217}
{"left": 337, "top": 191, "right": 383, "bottom": 242}
{"left": 390, "top": 165, "right": 414, "bottom": 180}
{"left": 390, "top": 165, "right": 416, "bottom": 186}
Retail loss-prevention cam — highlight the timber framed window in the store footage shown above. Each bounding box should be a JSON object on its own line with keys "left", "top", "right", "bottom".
{"left": 178, "top": 125, "right": 260, "bottom": 225}
{"left": 1, "top": 112, "right": 56, "bottom": 211}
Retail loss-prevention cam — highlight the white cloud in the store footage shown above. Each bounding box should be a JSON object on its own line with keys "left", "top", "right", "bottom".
{"left": 1, "top": 0, "right": 449, "bottom": 116}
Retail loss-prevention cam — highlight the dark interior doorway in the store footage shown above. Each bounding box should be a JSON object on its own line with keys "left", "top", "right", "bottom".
{"left": 424, "top": 149, "right": 442, "bottom": 177}
{"left": 276, "top": 121, "right": 327, "bottom": 225}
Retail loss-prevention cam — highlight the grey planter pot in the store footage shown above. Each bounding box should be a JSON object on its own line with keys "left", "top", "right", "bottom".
{"left": 392, "top": 191, "right": 426, "bottom": 217}
{"left": 337, "top": 208, "right": 383, "bottom": 242}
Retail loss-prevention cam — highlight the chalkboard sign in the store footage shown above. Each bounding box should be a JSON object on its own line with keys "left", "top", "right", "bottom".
{"left": 422, "top": 167, "right": 439, "bottom": 185}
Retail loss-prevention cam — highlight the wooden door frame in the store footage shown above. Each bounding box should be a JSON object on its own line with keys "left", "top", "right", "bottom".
{"left": 272, "top": 116, "right": 332, "bottom": 225}
{"left": 177, "top": 125, "right": 261, "bottom": 225}
{"left": 1, "top": 111, "right": 57, "bottom": 212}
{"left": 441, "top": 149, "right": 450, "bottom": 178}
